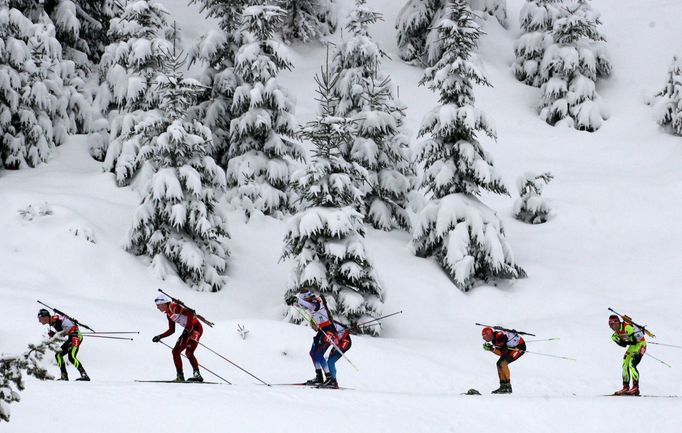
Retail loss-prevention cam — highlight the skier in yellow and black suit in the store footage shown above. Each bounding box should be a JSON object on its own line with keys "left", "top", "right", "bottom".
{"left": 38, "top": 308, "right": 90, "bottom": 381}
{"left": 609, "top": 314, "right": 646, "bottom": 396}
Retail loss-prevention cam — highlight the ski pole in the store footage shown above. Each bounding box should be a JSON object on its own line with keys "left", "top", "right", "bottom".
{"left": 81, "top": 331, "right": 140, "bottom": 335}
{"left": 158, "top": 289, "right": 214, "bottom": 328}
{"left": 84, "top": 335, "right": 134, "bottom": 341}
{"left": 198, "top": 342, "right": 270, "bottom": 386}
{"left": 158, "top": 341, "right": 232, "bottom": 384}
{"left": 645, "top": 352, "right": 672, "bottom": 368}
{"left": 37, "top": 300, "right": 96, "bottom": 332}
{"left": 648, "top": 342, "right": 682, "bottom": 350}
{"left": 356, "top": 311, "right": 403, "bottom": 328}
{"left": 509, "top": 348, "right": 576, "bottom": 361}
{"left": 475, "top": 323, "right": 536, "bottom": 337}
{"left": 525, "top": 337, "right": 560, "bottom": 343}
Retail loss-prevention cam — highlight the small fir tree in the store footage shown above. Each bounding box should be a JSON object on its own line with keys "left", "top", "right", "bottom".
{"left": 277, "top": 0, "right": 337, "bottom": 43}
{"left": 0, "top": 336, "right": 65, "bottom": 423}
{"left": 652, "top": 56, "right": 682, "bottom": 136}
{"left": 282, "top": 58, "right": 383, "bottom": 334}
{"left": 92, "top": 0, "right": 171, "bottom": 183}
{"left": 126, "top": 40, "right": 229, "bottom": 292}
{"left": 226, "top": 5, "right": 304, "bottom": 219}
{"left": 395, "top": 0, "right": 443, "bottom": 65}
{"left": 513, "top": 172, "right": 553, "bottom": 224}
{"left": 413, "top": 0, "right": 524, "bottom": 291}
{"left": 482, "top": 0, "right": 507, "bottom": 28}
{"left": 512, "top": 0, "right": 564, "bottom": 87}
{"left": 538, "top": 0, "right": 611, "bottom": 131}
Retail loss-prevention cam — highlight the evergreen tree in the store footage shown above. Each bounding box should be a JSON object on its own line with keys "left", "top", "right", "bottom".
{"left": 189, "top": 0, "right": 252, "bottom": 167}
{"left": 0, "top": 2, "right": 70, "bottom": 169}
{"left": 513, "top": 172, "right": 553, "bottom": 224}
{"left": 394, "top": 0, "right": 443, "bottom": 65}
{"left": 282, "top": 58, "right": 383, "bottom": 334}
{"left": 126, "top": 40, "right": 229, "bottom": 292}
{"left": 652, "top": 56, "right": 682, "bottom": 136}
{"left": 538, "top": 0, "right": 611, "bottom": 131}
{"left": 482, "top": 0, "right": 507, "bottom": 28}
{"left": 1, "top": 336, "right": 64, "bottom": 423}
{"left": 226, "top": 6, "right": 304, "bottom": 218}
{"left": 91, "top": 0, "right": 171, "bottom": 184}
{"left": 512, "top": 0, "right": 564, "bottom": 87}
{"left": 353, "top": 76, "right": 415, "bottom": 231}
{"left": 413, "top": 0, "right": 524, "bottom": 291}
{"left": 277, "top": 0, "right": 336, "bottom": 43}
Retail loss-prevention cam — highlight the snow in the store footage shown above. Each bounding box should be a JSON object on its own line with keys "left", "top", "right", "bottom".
{"left": 2, "top": 0, "right": 682, "bottom": 431}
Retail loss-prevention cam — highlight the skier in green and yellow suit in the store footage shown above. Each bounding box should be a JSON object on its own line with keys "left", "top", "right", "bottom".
{"left": 609, "top": 314, "right": 646, "bottom": 396}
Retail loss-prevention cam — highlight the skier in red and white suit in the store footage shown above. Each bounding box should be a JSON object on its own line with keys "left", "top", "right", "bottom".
{"left": 153, "top": 294, "right": 203, "bottom": 382}
{"left": 482, "top": 327, "right": 526, "bottom": 394}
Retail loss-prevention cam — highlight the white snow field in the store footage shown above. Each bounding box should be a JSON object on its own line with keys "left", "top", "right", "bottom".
{"left": 2, "top": 0, "right": 682, "bottom": 431}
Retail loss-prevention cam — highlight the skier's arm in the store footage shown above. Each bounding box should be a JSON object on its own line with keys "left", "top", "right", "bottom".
{"left": 623, "top": 325, "right": 639, "bottom": 345}
{"left": 157, "top": 316, "right": 176, "bottom": 339}
{"left": 611, "top": 333, "right": 627, "bottom": 347}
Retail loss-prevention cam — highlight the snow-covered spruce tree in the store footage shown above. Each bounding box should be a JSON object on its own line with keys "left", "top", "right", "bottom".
{"left": 282, "top": 60, "right": 383, "bottom": 334}
{"left": 512, "top": 0, "right": 564, "bottom": 87}
{"left": 353, "top": 75, "right": 415, "bottom": 231}
{"left": 513, "top": 172, "right": 553, "bottom": 224}
{"left": 413, "top": 0, "right": 524, "bottom": 291}
{"left": 0, "top": 336, "right": 64, "bottom": 423}
{"left": 538, "top": 0, "right": 611, "bottom": 131}
{"left": 188, "top": 0, "right": 253, "bottom": 168}
{"left": 91, "top": 1, "right": 171, "bottom": 184}
{"left": 395, "top": 0, "right": 443, "bottom": 65}
{"left": 652, "top": 56, "right": 682, "bottom": 136}
{"left": 331, "top": 0, "right": 387, "bottom": 118}
{"left": 277, "top": 0, "right": 336, "bottom": 43}
{"left": 226, "top": 6, "right": 304, "bottom": 219}
{"left": 0, "top": 2, "right": 70, "bottom": 169}
{"left": 481, "top": 0, "right": 507, "bottom": 28}
{"left": 126, "top": 42, "right": 229, "bottom": 292}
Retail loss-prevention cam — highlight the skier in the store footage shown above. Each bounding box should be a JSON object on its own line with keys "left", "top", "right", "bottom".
{"left": 293, "top": 289, "right": 346, "bottom": 387}
{"left": 481, "top": 326, "right": 526, "bottom": 394}
{"left": 37, "top": 308, "right": 90, "bottom": 381}
{"left": 609, "top": 314, "right": 647, "bottom": 396}
{"left": 152, "top": 294, "right": 204, "bottom": 382}
{"left": 322, "top": 322, "right": 352, "bottom": 389}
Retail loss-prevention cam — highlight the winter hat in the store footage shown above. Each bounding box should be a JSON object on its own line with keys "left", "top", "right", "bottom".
{"left": 155, "top": 294, "right": 171, "bottom": 305}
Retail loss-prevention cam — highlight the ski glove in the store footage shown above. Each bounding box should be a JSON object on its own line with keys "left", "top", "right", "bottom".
{"left": 152, "top": 335, "right": 161, "bottom": 343}
{"left": 483, "top": 343, "right": 493, "bottom": 352}
{"left": 48, "top": 330, "right": 55, "bottom": 337}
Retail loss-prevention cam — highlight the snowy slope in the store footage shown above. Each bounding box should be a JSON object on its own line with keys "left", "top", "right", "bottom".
{"left": 2, "top": 0, "right": 682, "bottom": 431}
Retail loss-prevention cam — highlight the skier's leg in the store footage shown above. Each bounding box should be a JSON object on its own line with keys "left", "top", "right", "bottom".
{"left": 621, "top": 353, "right": 632, "bottom": 385}
{"left": 173, "top": 336, "right": 189, "bottom": 378}
{"left": 185, "top": 324, "right": 203, "bottom": 371}
{"left": 56, "top": 340, "right": 70, "bottom": 379}
{"left": 496, "top": 357, "right": 510, "bottom": 382}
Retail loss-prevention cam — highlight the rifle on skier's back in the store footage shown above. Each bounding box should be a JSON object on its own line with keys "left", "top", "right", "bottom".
{"left": 475, "top": 323, "right": 536, "bottom": 337}
{"left": 608, "top": 308, "right": 655, "bottom": 338}
{"left": 158, "top": 288, "right": 215, "bottom": 327}
{"left": 37, "top": 300, "right": 96, "bottom": 332}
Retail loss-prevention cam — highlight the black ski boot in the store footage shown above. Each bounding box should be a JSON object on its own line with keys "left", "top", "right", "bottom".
{"left": 305, "top": 369, "right": 325, "bottom": 386}
{"left": 76, "top": 373, "right": 90, "bottom": 381}
{"left": 318, "top": 377, "right": 339, "bottom": 389}
{"left": 175, "top": 370, "right": 185, "bottom": 382}
{"left": 491, "top": 381, "right": 512, "bottom": 394}
{"left": 187, "top": 369, "right": 204, "bottom": 382}
{"left": 58, "top": 371, "right": 69, "bottom": 381}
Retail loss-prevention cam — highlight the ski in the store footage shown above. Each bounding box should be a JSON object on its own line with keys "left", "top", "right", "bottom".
{"left": 268, "top": 383, "right": 352, "bottom": 390}
{"left": 134, "top": 380, "right": 221, "bottom": 385}
{"left": 602, "top": 394, "right": 678, "bottom": 398}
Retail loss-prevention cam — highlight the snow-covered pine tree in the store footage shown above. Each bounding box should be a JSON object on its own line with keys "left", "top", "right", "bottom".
{"left": 652, "top": 56, "right": 682, "bottom": 136}
{"left": 189, "top": 0, "right": 252, "bottom": 167}
{"left": 126, "top": 39, "right": 229, "bottom": 292}
{"left": 395, "top": 0, "right": 443, "bottom": 65}
{"left": 512, "top": 0, "right": 564, "bottom": 87}
{"left": 331, "top": 0, "right": 387, "bottom": 118}
{"left": 481, "top": 0, "right": 507, "bottom": 28}
{"left": 0, "top": 336, "right": 64, "bottom": 423}
{"left": 277, "top": 0, "right": 336, "bottom": 43}
{"left": 538, "top": 0, "right": 611, "bottom": 131}
{"left": 413, "top": 0, "right": 524, "bottom": 291}
{"left": 513, "top": 171, "right": 553, "bottom": 224}
{"left": 353, "top": 75, "right": 415, "bottom": 231}
{"left": 92, "top": 0, "right": 172, "bottom": 184}
{"left": 282, "top": 57, "right": 383, "bottom": 334}
{"left": 226, "top": 5, "right": 304, "bottom": 219}
{"left": 0, "top": 2, "right": 70, "bottom": 169}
